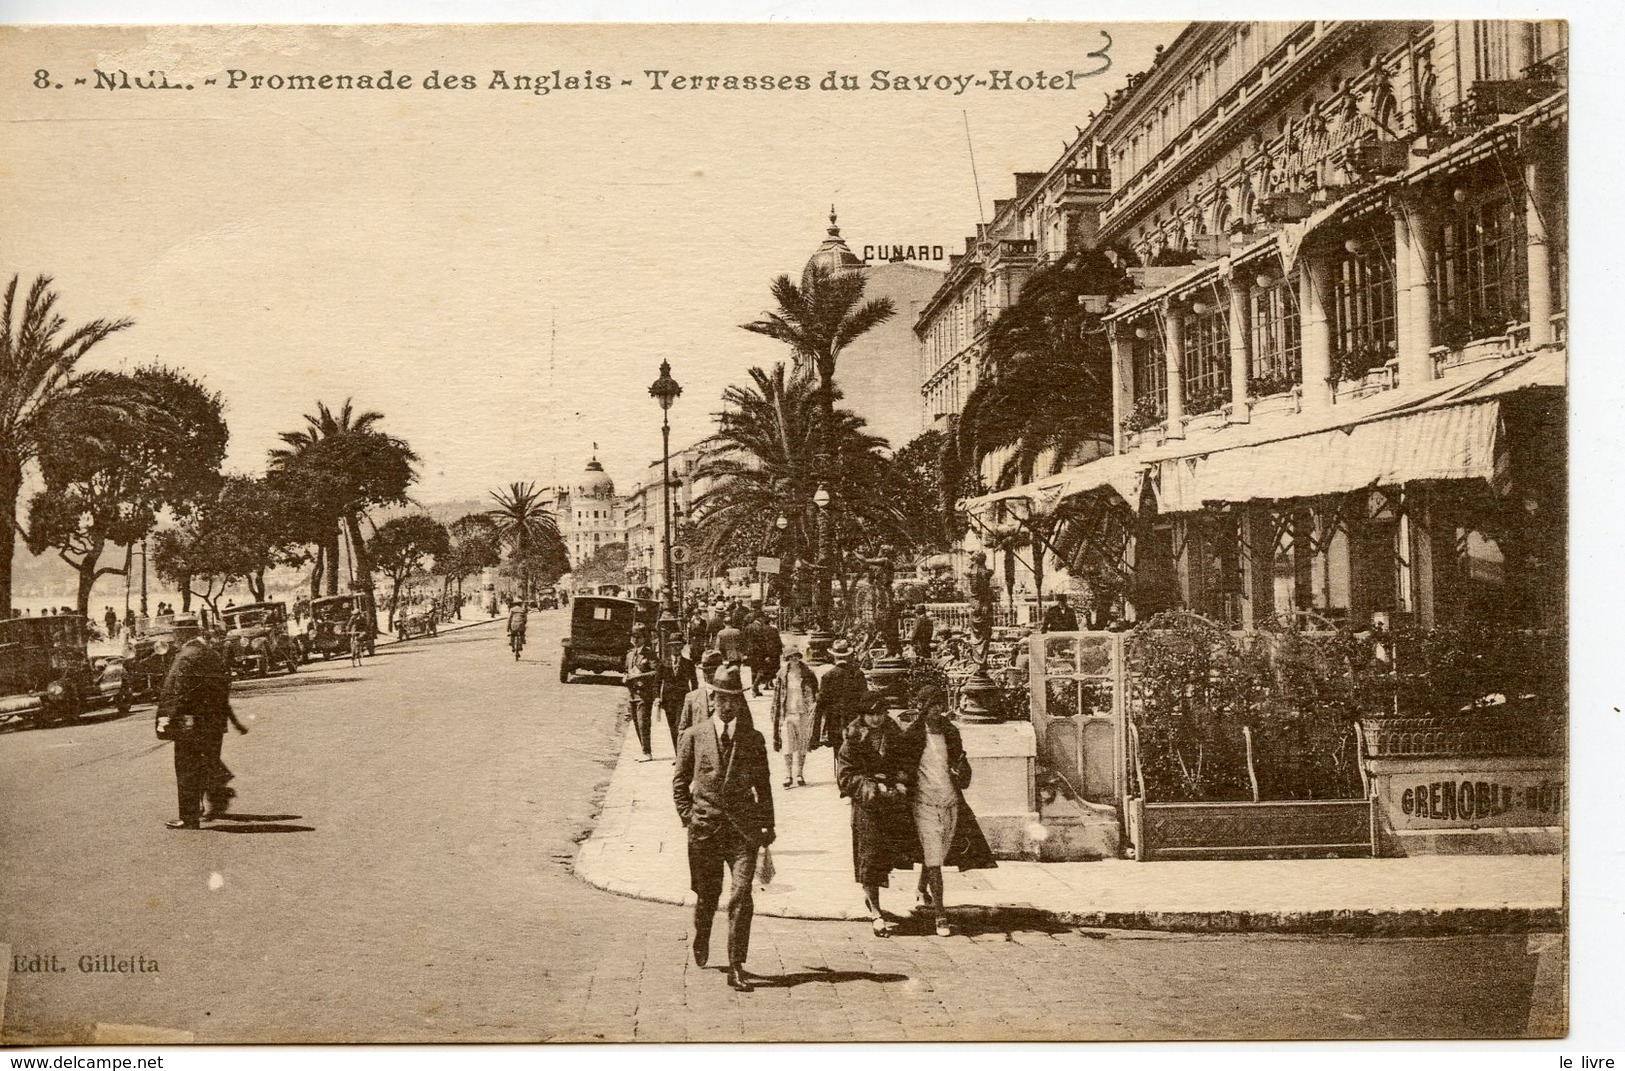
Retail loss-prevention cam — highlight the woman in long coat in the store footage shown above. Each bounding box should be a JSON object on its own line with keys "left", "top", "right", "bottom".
{"left": 835, "top": 692, "right": 920, "bottom": 936}
{"left": 902, "top": 687, "right": 997, "bottom": 936}
{"left": 770, "top": 649, "right": 819, "bottom": 788}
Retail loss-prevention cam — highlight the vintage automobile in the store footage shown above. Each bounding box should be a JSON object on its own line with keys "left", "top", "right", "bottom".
{"left": 221, "top": 602, "right": 300, "bottom": 677}
{"left": 0, "top": 615, "right": 106, "bottom": 726}
{"left": 395, "top": 606, "right": 438, "bottom": 641}
{"left": 307, "top": 593, "right": 377, "bottom": 660}
{"left": 558, "top": 595, "right": 642, "bottom": 684}
{"left": 118, "top": 613, "right": 200, "bottom": 711}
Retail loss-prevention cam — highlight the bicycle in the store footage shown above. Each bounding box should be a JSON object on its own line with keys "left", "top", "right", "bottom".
{"left": 510, "top": 629, "right": 526, "bottom": 661}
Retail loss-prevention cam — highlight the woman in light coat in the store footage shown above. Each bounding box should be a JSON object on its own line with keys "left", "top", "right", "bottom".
{"left": 770, "top": 649, "right": 819, "bottom": 788}
{"left": 902, "top": 686, "right": 997, "bottom": 936}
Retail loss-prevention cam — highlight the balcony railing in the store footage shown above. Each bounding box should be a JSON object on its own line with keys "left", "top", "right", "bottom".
{"left": 1063, "top": 167, "right": 1111, "bottom": 192}
{"left": 972, "top": 309, "right": 990, "bottom": 336}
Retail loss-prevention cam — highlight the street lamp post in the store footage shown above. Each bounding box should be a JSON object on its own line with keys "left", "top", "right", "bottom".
{"left": 808, "top": 484, "right": 834, "bottom": 662}
{"left": 649, "top": 360, "right": 683, "bottom": 621}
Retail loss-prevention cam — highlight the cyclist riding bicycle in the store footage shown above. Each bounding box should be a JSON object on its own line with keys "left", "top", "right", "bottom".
{"left": 507, "top": 605, "right": 529, "bottom": 660}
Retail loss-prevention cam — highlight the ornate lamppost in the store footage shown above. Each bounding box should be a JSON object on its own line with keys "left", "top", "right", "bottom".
{"left": 807, "top": 484, "right": 834, "bottom": 662}
{"left": 649, "top": 359, "right": 682, "bottom": 620}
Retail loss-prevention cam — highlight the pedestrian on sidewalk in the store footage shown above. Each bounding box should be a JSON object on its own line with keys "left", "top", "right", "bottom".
{"left": 910, "top": 604, "right": 934, "bottom": 661}
{"left": 835, "top": 691, "right": 918, "bottom": 937}
{"left": 348, "top": 607, "right": 368, "bottom": 666}
{"left": 903, "top": 686, "right": 996, "bottom": 936}
{"left": 744, "top": 614, "right": 781, "bottom": 697}
{"left": 716, "top": 619, "right": 746, "bottom": 668}
{"left": 686, "top": 609, "right": 708, "bottom": 663}
{"left": 658, "top": 635, "right": 697, "bottom": 756}
{"left": 770, "top": 649, "right": 819, "bottom": 788}
{"left": 625, "top": 624, "right": 659, "bottom": 762}
{"left": 155, "top": 622, "right": 246, "bottom": 829}
{"left": 672, "top": 666, "right": 775, "bottom": 993}
{"left": 816, "top": 639, "right": 868, "bottom": 750}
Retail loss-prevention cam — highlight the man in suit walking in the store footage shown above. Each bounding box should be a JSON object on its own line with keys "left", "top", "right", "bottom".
{"left": 155, "top": 619, "right": 247, "bottom": 829}
{"left": 673, "top": 666, "right": 775, "bottom": 992}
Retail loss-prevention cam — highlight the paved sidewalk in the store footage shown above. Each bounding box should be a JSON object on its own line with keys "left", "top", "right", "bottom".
{"left": 575, "top": 689, "right": 1564, "bottom": 934}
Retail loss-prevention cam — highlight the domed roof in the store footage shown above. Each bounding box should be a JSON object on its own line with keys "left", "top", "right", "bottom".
{"left": 577, "top": 456, "right": 616, "bottom": 499}
{"left": 802, "top": 206, "right": 864, "bottom": 285}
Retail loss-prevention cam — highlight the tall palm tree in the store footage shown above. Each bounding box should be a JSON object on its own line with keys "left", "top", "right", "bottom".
{"left": 486, "top": 481, "right": 560, "bottom": 602}
{"left": 269, "top": 399, "right": 417, "bottom": 606}
{"left": 0, "top": 275, "right": 132, "bottom": 615}
{"left": 690, "top": 364, "right": 905, "bottom": 617}
{"left": 941, "top": 248, "right": 1131, "bottom": 500}
{"left": 740, "top": 263, "right": 895, "bottom": 626}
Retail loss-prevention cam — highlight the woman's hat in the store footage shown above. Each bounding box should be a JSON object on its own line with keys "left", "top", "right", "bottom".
{"left": 829, "top": 639, "right": 855, "bottom": 659}
{"left": 710, "top": 666, "right": 746, "bottom": 695}
{"left": 785, "top": 648, "right": 803, "bottom": 660}
{"left": 699, "top": 649, "right": 724, "bottom": 670}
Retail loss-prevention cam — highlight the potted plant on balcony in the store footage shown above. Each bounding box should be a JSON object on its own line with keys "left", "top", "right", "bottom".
{"left": 1246, "top": 369, "right": 1299, "bottom": 400}
{"left": 1327, "top": 338, "right": 1393, "bottom": 388}
{"left": 1438, "top": 309, "right": 1513, "bottom": 363}
{"left": 1120, "top": 396, "right": 1166, "bottom": 438}
{"left": 1182, "top": 383, "right": 1230, "bottom": 420}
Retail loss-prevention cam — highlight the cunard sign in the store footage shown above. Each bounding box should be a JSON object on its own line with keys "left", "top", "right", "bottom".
{"left": 862, "top": 243, "right": 946, "bottom": 263}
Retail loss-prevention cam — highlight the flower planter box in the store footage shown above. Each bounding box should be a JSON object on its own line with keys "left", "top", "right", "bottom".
{"left": 1247, "top": 389, "right": 1301, "bottom": 419}
{"left": 1127, "top": 797, "right": 1375, "bottom": 860}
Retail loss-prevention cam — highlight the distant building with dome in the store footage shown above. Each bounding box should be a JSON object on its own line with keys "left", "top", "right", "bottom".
{"left": 552, "top": 452, "right": 623, "bottom": 569}
{"left": 780, "top": 209, "right": 946, "bottom": 452}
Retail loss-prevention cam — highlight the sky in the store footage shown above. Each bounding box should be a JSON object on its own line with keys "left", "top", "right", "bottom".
{"left": 0, "top": 22, "right": 1179, "bottom": 503}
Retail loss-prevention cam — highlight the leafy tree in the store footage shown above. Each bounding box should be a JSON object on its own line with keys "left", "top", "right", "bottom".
{"left": 268, "top": 399, "right": 418, "bottom": 618}
{"left": 23, "top": 366, "right": 228, "bottom": 612}
{"left": 940, "top": 248, "right": 1133, "bottom": 497}
{"left": 486, "top": 482, "right": 561, "bottom": 602}
{"left": 437, "top": 513, "right": 503, "bottom": 607}
{"left": 888, "top": 429, "right": 958, "bottom": 555}
{"left": 0, "top": 274, "right": 133, "bottom": 615}
{"left": 370, "top": 514, "right": 450, "bottom": 629}
{"left": 741, "top": 263, "right": 895, "bottom": 627}
{"left": 572, "top": 541, "right": 628, "bottom": 591}
{"left": 689, "top": 364, "right": 906, "bottom": 611}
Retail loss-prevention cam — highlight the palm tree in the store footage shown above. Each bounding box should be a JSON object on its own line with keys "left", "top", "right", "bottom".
{"left": 0, "top": 275, "right": 132, "bottom": 615}
{"left": 486, "top": 481, "right": 560, "bottom": 602}
{"left": 690, "top": 364, "right": 905, "bottom": 621}
{"left": 268, "top": 399, "right": 417, "bottom": 607}
{"left": 740, "top": 263, "right": 895, "bottom": 626}
{"left": 941, "top": 248, "right": 1132, "bottom": 499}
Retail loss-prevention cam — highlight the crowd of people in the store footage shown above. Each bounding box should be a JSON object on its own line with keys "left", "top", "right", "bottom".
{"left": 652, "top": 595, "right": 997, "bottom": 993}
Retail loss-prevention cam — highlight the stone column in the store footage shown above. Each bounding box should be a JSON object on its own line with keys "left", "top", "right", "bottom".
{"left": 1163, "top": 302, "right": 1185, "bottom": 436}
{"left": 1227, "top": 272, "right": 1252, "bottom": 419}
{"left": 1394, "top": 192, "right": 1436, "bottom": 389}
{"left": 1298, "top": 254, "right": 1334, "bottom": 411}
{"left": 1108, "top": 321, "right": 1130, "bottom": 453}
{"left": 1525, "top": 154, "right": 1555, "bottom": 347}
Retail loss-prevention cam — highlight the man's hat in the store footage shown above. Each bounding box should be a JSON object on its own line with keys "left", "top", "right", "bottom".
{"left": 710, "top": 666, "right": 746, "bottom": 695}
{"left": 632, "top": 622, "right": 650, "bottom": 635}
{"left": 829, "top": 639, "right": 855, "bottom": 660}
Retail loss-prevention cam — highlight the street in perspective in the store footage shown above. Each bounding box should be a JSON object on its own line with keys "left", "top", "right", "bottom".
{"left": 0, "top": 17, "right": 1578, "bottom": 1047}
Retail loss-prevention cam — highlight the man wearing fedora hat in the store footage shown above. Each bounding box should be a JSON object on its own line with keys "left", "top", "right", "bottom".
{"left": 679, "top": 650, "right": 753, "bottom": 735}
{"left": 625, "top": 624, "right": 659, "bottom": 762}
{"left": 815, "top": 638, "right": 869, "bottom": 750}
{"left": 673, "top": 665, "right": 775, "bottom": 992}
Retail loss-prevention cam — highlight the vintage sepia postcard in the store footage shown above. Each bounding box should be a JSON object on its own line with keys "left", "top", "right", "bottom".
{"left": 0, "top": 17, "right": 1584, "bottom": 1050}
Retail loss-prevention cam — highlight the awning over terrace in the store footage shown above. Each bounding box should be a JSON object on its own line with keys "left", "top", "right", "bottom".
{"left": 962, "top": 349, "right": 1565, "bottom": 524}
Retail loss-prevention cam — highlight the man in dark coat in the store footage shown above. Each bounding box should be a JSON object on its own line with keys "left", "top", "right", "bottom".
{"left": 625, "top": 624, "right": 659, "bottom": 761}
{"left": 716, "top": 620, "right": 746, "bottom": 667}
{"left": 686, "top": 609, "right": 709, "bottom": 661}
{"left": 156, "top": 626, "right": 246, "bottom": 829}
{"left": 815, "top": 639, "right": 869, "bottom": 749}
{"left": 910, "top": 605, "right": 934, "bottom": 660}
{"left": 743, "top": 616, "right": 781, "bottom": 697}
{"left": 1041, "top": 593, "right": 1080, "bottom": 633}
{"left": 657, "top": 636, "right": 698, "bottom": 756}
{"left": 673, "top": 667, "right": 775, "bottom": 992}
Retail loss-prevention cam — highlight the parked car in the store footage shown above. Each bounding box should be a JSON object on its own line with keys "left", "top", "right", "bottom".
{"left": 118, "top": 613, "right": 194, "bottom": 711}
{"left": 221, "top": 602, "right": 300, "bottom": 677}
{"left": 559, "top": 596, "right": 640, "bottom": 684}
{"left": 308, "top": 593, "right": 377, "bottom": 660}
{"left": 0, "top": 615, "right": 105, "bottom": 727}
{"left": 396, "top": 607, "right": 438, "bottom": 641}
